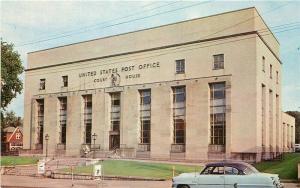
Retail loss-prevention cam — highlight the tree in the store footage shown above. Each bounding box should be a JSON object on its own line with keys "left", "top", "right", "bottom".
{"left": 286, "top": 111, "right": 300, "bottom": 144}
{"left": 1, "top": 41, "right": 24, "bottom": 110}
{"left": 1, "top": 41, "right": 24, "bottom": 129}
{"left": 2, "top": 111, "right": 23, "bottom": 128}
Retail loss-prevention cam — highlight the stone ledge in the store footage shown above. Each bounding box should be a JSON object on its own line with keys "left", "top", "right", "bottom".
{"left": 50, "top": 172, "right": 166, "bottom": 181}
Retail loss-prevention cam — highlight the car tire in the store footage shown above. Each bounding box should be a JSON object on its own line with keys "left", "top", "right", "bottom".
{"left": 178, "top": 185, "right": 190, "bottom": 188}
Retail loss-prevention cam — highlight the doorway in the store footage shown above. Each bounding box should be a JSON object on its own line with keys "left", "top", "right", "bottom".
{"left": 109, "top": 135, "right": 120, "bottom": 150}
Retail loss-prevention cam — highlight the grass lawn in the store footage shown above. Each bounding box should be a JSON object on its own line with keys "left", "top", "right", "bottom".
{"left": 255, "top": 153, "right": 300, "bottom": 180}
{"left": 61, "top": 160, "right": 202, "bottom": 179}
{"left": 0, "top": 156, "right": 40, "bottom": 166}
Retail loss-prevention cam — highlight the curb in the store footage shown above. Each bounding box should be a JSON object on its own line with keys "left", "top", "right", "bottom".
{"left": 281, "top": 179, "right": 299, "bottom": 183}
{"left": 50, "top": 172, "right": 166, "bottom": 181}
{"left": 1, "top": 164, "right": 37, "bottom": 168}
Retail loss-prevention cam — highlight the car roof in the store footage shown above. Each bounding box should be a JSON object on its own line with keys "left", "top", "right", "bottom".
{"left": 205, "top": 161, "right": 252, "bottom": 171}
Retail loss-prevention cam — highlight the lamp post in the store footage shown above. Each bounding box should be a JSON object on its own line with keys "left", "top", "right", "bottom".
{"left": 45, "top": 134, "right": 49, "bottom": 159}
{"left": 92, "top": 133, "right": 97, "bottom": 159}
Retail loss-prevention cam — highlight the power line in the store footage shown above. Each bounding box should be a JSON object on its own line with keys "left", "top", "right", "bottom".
{"left": 259, "top": 22, "right": 300, "bottom": 32}
{"left": 20, "top": 3, "right": 295, "bottom": 108}
{"left": 25, "top": 23, "right": 300, "bottom": 77}
{"left": 16, "top": 1, "right": 213, "bottom": 47}
{"left": 200, "top": 2, "right": 291, "bottom": 40}
{"left": 26, "top": 25, "right": 300, "bottom": 77}
{"left": 25, "top": 18, "right": 300, "bottom": 76}
{"left": 15, "top": 1, "right": 180, "bottom": 46}
{"left": 19, "top": 1, "right": 290, "bottom": 51}
{"left": 22, "top": 28, "right": 300, "bottom": 109}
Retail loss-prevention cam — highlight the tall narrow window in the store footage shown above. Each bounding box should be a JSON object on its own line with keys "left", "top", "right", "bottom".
{"left": 276, "top": 71, "right": 279, "bottom": 84}
{"left": 213, "top": 54, "right": 224, "bottom": 70}
{"left": 172, "top": 86, "right": 186, "bottom": 146}
{"left": 262, "top": 56, "right": 265, "bottom": 72}
{"left": 275, "top": 94, "right": 279, "bottom": 151}
{"left": 269, "top": 90, "right": 273, "bottom": 150}
{"left": 59, "top": 97, "right": 67, "bottom": 144}
{"left": 270, "top": 64, "right": 273, "bottom": 79}
{"left": 210, "top": 82, "right": 226, "bottom": 145}
{"left": 40, "top": 79, "right": 45, "bottom": 90}
{"left": 286, "top": 124, "right": 290, "bottom": 148}
{"left": 111, "top": 93, "right": 120, "bottom": 132}
{"left": 110, "top": 93, "right": 121, "bottom": 150}
{"left": 283, "top": 123, "right": 286, "bottom": 149}
{"left": 291, "top": 126, "right": 294, "bottom": 148}
{"left": 175, "top": 59, "right": 185, "bottom": 74}
{"left": 37, "top": 99, "right": 44, "bottom": 146}
{"left": 139, "top": 90, "right": 151, "bottom": 150}
{"left": 262, "top": 84, "right": 266, "bottom": 147}
{"left": 83, "top": 95, "right": 92, "bottom": 144}
{"left": 62, "top": 76, "right": 68, "bottom": 87}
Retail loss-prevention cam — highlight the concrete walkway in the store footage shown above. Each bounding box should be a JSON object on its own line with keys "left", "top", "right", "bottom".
{"left": 1, "top": 175, "right": 170, "bottom": 188}
{"left": 2, "top": 175, "right": 300, "bottom": 188}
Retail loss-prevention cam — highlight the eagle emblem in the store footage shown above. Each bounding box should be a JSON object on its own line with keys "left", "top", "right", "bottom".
{"left": 111, "top": 73, "right": 120, "bottom": 87}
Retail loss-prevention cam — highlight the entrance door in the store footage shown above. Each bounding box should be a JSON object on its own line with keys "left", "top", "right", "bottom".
{"left": 109, "top": 135, "right": 120, "bottom": 150}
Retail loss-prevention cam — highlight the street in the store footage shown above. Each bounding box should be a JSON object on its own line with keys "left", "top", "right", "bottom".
{"left": 1, "top": 175, "right": 300, "bottom": 188}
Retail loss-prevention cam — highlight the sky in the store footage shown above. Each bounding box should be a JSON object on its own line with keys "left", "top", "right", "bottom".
{"left": 1, "top": 0, "right": 300, "bottom": 117}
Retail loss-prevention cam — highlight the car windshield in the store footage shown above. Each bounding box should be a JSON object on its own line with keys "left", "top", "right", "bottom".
{"left": 200, "top": 166, "right": 225, "bottom": 175}
{"left": 201, "top": 166, "right": 214, "bottom": 174}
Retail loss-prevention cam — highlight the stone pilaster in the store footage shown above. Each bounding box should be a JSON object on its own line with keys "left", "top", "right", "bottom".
{"left": 43, "top": 96, "right": 58, "bottom": 157}
{"left": 121, "top": 88, "right": 139, "bottom": 148}
{"left": 151, "top": 85, "right": 172, "bottom": 159}
{"left": 66, "top": 94, "right": 82, "bottom": 156}
{"left": 92, "top": 91, "right": 106, "bottom": 150}
{"left": 185, "top": 81, "right": 209, "bottom": 160}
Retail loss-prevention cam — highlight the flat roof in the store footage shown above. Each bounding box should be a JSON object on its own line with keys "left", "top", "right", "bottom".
{"left": 28, "top": 6, "right": 278, "bottom": 54}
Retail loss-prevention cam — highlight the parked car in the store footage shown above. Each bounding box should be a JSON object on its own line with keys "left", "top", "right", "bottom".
{"left": 295, "top": 144, "right": 300, "bottom": 152}
{"left": 172, "top": 161, "right": 283, "bottom": 188}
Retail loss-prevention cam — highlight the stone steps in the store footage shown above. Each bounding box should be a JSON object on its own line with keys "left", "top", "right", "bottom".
{"left": 136, "top": 151, "right": 150, "bottom": 159}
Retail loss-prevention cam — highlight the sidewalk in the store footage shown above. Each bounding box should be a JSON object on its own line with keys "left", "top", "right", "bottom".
{"left": 2, "top": 175, "right": 300, "bottom": 188}
{"left": 1, "top": 175, "right": 170, "bottom": 188}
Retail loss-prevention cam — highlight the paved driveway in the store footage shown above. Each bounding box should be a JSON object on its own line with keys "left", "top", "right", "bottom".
{"left": 1, "top": 175, "right": 299, "bottom": 188}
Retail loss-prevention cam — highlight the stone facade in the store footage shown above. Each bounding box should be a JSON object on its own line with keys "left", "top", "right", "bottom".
{"left": 282, "top": 112, "right": 296, "bottom": 152}
{"left": 23, "top": 7, "right": 295, "bottom": 162}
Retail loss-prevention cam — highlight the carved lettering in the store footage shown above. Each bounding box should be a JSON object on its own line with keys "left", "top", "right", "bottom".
{"left": 126, "top": 74, "right": 140, "bottom": 79}
{"left": 79, "top": 71, "right": 97, "bottom": 77}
